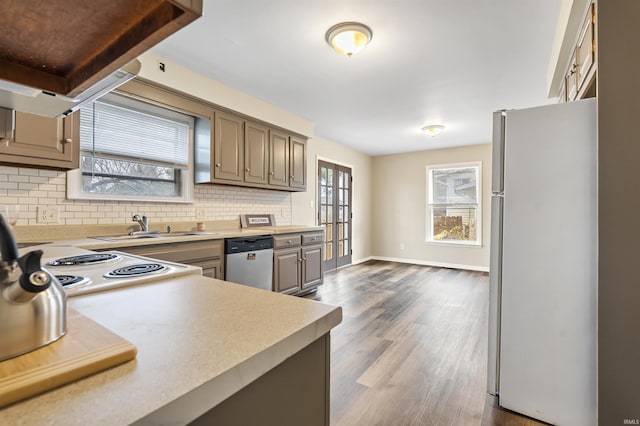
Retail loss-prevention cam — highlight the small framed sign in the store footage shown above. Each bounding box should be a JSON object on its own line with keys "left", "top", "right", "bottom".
{"left": 240, "top": 214, "right": 276, "bottom": 228}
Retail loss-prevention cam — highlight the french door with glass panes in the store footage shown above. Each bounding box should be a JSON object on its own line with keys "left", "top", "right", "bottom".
{"left": 318, "top": 160, "right": 352, "bottom": 272}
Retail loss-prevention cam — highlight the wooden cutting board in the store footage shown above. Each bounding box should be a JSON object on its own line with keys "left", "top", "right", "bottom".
{"left": 0, "top": 308, "right": 137, "bottom": 408}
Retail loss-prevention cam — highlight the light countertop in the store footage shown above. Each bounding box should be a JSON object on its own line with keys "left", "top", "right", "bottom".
{"left": 26, "top": 225, "right": 324, "bottom": 251}
{"left": 0, "top": 275, "right": 342, "bottom": 425}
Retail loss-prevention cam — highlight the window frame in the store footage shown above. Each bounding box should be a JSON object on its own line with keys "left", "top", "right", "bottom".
{"left": 67, "top": 92, "right": 195, "bottom": 203}
{"left": 426, "top": 161, "right": 482, "bottom": 246}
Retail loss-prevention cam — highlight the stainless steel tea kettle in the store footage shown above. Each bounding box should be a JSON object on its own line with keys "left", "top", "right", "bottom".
{"left": 0, "top": 213, "right": 67, "bottom": 361}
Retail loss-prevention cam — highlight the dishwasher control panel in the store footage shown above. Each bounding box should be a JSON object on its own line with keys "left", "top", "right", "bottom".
{"left": 224, "top": 236, "right": 273, "bottom": 254}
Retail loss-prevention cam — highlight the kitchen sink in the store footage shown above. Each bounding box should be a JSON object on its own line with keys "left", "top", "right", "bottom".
{"left": 93, "top": 231, "right": 219, "bottom": 242}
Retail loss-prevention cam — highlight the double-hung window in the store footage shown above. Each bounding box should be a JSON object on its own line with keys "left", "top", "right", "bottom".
{"left": 67, "top": 92, "right": 193, "bottom": 202}
{"left": 427, "top": 162, "right": 481, "bottom": 245}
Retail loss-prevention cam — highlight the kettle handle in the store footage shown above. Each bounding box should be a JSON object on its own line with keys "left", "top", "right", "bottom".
{"left": 0, "top": 213, "right": 19, "bottom": 262}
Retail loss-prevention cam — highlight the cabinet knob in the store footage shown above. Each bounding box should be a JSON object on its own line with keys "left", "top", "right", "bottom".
{"left": 270, "top": 172, "right": 275, "bottom": 176}
{"left": 287, "top": 240, "right": 292, "bottom": 244}
{"left": 215, "top": 163, "right": 221, "bottom": 167}
{"left": 245, "top": 168, "right": 250, "bottom": 172}
{"left": 61, "top": 138, "right": 72, "bottom": 144}
{"left": 289, "top": 175, "right": 294, "bottom": 179}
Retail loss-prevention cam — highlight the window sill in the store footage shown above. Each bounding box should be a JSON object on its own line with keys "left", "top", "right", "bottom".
{"left": 425, "top": 239, "right": 482, "bottom": 248}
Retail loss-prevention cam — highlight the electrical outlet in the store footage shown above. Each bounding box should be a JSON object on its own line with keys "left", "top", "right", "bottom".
{"left": 195, "top": 208, "right": 205, "bottom": 220}
{"left": 37, "top": 206, "right": 59, "bottom": 224}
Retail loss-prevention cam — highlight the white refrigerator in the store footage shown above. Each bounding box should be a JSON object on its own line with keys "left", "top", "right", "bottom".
{"left": 487, "top": 98, "right": 597, "bottom": 425}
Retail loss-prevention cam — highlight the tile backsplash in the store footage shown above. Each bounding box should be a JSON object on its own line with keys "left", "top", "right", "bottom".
{"left": 0, "top": 166, "right": 292, "bottom": 226}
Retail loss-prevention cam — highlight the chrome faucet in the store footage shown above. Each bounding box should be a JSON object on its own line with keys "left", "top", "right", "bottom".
{"left": 132, "top": 214, "right": 149, "bottom": 232}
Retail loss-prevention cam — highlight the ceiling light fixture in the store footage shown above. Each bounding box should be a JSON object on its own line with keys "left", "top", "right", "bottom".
{"left": 325, "top": 22, "right": 373, "bottom": 57}
{"left": 421, "top": 125, "right": 445, "bottom": 137}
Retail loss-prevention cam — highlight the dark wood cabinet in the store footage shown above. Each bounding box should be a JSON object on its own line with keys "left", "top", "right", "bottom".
{"left": 0, "top": 110, "right": 79, "bottom": 169}
{"left": 273, "top": 232, "right": 323, "bottom": 296}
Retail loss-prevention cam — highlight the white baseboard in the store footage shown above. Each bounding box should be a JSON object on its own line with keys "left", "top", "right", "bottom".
{"left": 351, "top": 256, "right": 374, "bottom": 265}
{"left": 365, "top": 256, "right": 489, "bottom": 272}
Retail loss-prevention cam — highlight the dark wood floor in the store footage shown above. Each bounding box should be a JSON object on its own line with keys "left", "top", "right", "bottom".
{"left": 306, "top": 260, "right": 546, "bottom": 426}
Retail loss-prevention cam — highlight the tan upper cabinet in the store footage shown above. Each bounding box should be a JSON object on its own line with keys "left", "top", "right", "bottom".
{"left": 269, "top": 130, "right": 290, "bottom": 188}
{"left": 555, "top": 1, "right": 596, "bottom": 103}
{"left": 214, "top": 111, "right": 244, "bottom": 182}
{"left": 289, "top": 136, "right": 306, "bottom": 189}
{"left": 0, "top": 110, "right": 79, "bottom": 169}
{"left": 244, "top": 121, "right": 269, "bottom": 185}
{"left": 575, "top": 3, "right": 596, "bottom": 95}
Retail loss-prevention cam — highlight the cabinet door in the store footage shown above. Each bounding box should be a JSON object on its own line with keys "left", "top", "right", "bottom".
{"left": 576, "top": 3, "right": 595, "bottom": 94}
{"left": 201, "top": 259, "right": 224, "bottom": 280}
{"left": 274, "top": 247, "right": 300, "bottom": 294}
{"left": 269, "top": 130, "right": 289, "bottom": 187}
{"left": 289, "top": 136, "right": 306, "bottom": 189}
{"left": 214, "top": 111, "right": 244, "bottom": 182}
{"left": 565, "top": 53, "right": 578, "bottom": 102}
{"left": 0, "top": 111, "right": 79, "bottom": 169}
{"left": 244, "top": 121, "right": 269, "bottom": 185}
{"left": 301, "top": 245, "right": 323, "bottom": 290}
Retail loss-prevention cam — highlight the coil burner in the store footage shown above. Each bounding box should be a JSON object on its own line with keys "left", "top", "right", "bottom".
{"left": 55, "top": 275, "right": 90, "bottom": 289}
{"left": 48, "top": 253, "right": 120, "bottom": 266}
{"left": 104, "top": 263, "right": 167, "bottom": 278}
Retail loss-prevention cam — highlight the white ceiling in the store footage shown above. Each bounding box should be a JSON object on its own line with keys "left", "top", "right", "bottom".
{"left": 151, "top": 0, "right": 563, "bottom": 156}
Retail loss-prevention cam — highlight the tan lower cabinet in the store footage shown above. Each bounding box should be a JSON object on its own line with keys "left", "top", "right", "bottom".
{"left": 0, "top": 110, "right": 79, "bottom": 169}
{"left": 113, "top": 239, "right": 225, "bottom": 280}
{"left": 273, "top": 232, "right": 324, "bottom": 295}
{"left": 273, "top": 246, "right": 301, "bottom": 295}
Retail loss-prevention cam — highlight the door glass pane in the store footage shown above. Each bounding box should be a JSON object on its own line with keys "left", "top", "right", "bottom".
{"left": 323, "top": 243, "right": 327, "bottom": 261}
{"left": 344, "top": 240, "right": 349, "bottom": 256}
{"left": 321, "top": 206, "right": 326, "bottom": 224}
{"left": 344, "top": 206, "right": 348, "bottom": 221}
{"left": 327, "top": 187, "right": 333, "bottom": 205}
{"left": 338, "top": 223, "right": 343, "bottom": 240}
{"left": 321, "top": 167, "right": 327, "bottom": 185}
{"left": 327, "top": 242, "right": 333, "bottom": 260}
{"left": 327, "top": 223, "right": 333, "bottom": 239}
{"left": 344, "top": 189, "right": 349, "bottom": 205}
{"left": 338, "top": 241, "right": 344, "bottom": 257}
{"left": 338, "top": 188, "right": 343, "bottom": 204}
{"left": 338, "top": 206, "right": 343, "bottom": 221}
{"left": 327, "top": 168, "right": 333, "bottom": 183}
{"left": 321, "top": 186, "right": 326, "bottom": 204}
{"left": 339, "top": 171, "right": 344, "bottom": 187}
{"left": 344, "top": 222, "right": 349, "bottom": 239}
{"left": 327, "top": 206, "right": 333, "bottom": 222}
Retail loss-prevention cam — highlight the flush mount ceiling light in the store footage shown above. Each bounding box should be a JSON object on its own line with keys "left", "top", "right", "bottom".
{"left": 325, "top": 22, "right": 373, "bottom": 57}
{"left": 421, "top": 125, "right": 445, "bottom": 137}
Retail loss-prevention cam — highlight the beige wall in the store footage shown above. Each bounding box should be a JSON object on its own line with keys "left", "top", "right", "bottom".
{"left": 371, "top": 144, "right": 492, "bottom": 271}
{"left": 137, "top": 52, "right": 314, "bottom": 138}
{"left": 597, "top": 1, "right": 640, "bottom": 422}
{"left": 291, "top": 136, "right": 373, "bottom": 263}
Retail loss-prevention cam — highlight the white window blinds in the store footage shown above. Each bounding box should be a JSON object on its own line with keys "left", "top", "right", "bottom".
{"left": 79, "top": 94, "right": 190, "bottom": 167}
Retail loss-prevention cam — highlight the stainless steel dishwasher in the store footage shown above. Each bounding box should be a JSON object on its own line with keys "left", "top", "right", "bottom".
{"left": 224, "top": 236, "right": 274, "bottom": 291}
